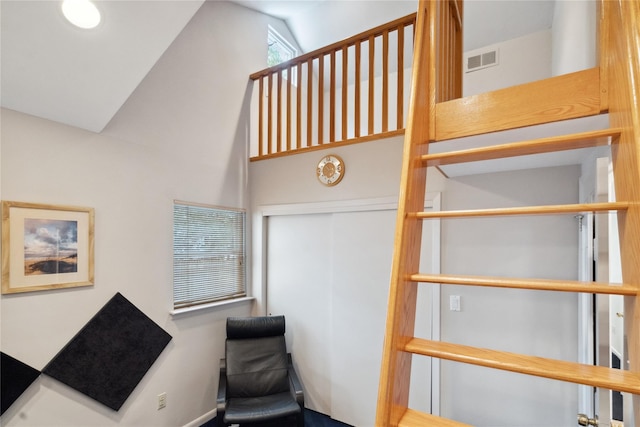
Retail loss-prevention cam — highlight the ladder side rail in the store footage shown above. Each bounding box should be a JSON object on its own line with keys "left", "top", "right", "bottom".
{"left": 375, "top": 1, "right": 436, "bottom": 425}
{"left": 604, "top": 0, "right": 640, "bottom": 422}
{"left": 597, "top": 0, "right": 609, "bottom": 112}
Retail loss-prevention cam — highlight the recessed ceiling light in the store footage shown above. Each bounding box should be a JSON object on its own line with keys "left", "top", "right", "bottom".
{"left": 62, "top": 0, "right": 101, "bottom": 29}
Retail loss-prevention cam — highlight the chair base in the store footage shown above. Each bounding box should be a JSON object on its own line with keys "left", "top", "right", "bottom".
{"left": 224, "top": 392, "right": 301, "bottom": 425}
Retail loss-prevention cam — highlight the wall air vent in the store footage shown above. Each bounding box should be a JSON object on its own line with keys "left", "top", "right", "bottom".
{"left": 465, "top": 49, "right": 499, "bottom": 73}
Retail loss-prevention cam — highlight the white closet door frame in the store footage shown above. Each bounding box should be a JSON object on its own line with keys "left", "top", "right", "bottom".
{"left": 251, "top": 193, "right": 442, "bottom": 414}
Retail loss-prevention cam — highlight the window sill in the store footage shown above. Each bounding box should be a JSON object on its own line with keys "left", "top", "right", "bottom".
{"left": 170, "top": 296, "right": 255, "bottom": 316}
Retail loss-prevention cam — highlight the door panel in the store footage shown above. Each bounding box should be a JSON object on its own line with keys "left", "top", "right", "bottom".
{"left": 330, "top": 209, "right": 397, "bottom": 426}
{"left": 266, "top": 213, "right": 332, "bottom": 414}
{"left": 265, "top": 202, "right": 439, "bottom": 425}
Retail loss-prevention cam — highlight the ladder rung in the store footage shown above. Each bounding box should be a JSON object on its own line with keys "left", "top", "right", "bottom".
{"left": 411, "top": 202, "right": 628, "bottom": 219}
{"left": 410, "top": 273, "right": 638, "bottom": 295}
{"left": 422, "top": 128, "right": 621, "bottom": 166}
{"left": 404, "top": 338, "right": 640, "bottom": 394}
{"left": 398, "top": 409, "right": 473, "bottom": 427}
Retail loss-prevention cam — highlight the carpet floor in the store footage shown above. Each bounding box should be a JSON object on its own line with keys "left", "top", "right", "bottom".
{"left": 201, "top": 409, "right": 352, "bottom": 427}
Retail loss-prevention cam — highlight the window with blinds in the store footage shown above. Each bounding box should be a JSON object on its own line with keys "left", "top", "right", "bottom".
{"left": 173, "top": 201, "right": 246, "bottom": 309}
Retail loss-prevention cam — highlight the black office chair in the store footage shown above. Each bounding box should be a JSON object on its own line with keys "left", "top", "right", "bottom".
{"left": 216, "top": 315, "right": 304, "bottom": 427}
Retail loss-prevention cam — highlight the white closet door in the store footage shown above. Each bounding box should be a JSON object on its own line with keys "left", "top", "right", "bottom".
{"left": 266, "top": 213, "right": 333, "bottom": 414}
{"left": 265, "top": 202, "right": 439, "bottom": 424}
{"left": 411, "top": 212, "right": 438, "bottom": 413}
{"left": 330, "top": 209, "right": 436, "bottom": 426}
{"left": 329, "top": 209, "right": 397, "bottom": 426}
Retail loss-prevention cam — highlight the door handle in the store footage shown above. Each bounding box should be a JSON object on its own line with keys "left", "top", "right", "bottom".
{"left": 577, "top": 414, "right": 598, "bottom": 426}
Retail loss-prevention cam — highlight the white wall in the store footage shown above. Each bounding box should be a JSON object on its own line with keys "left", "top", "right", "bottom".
{"left": 463, "top": 29, "right": 552, "bottom": 96}
{"left": 0, "top": 2, "right": 275, "bottom": 426}
{"left": 439, "top": 165, "right": 581, "bottom": 426}
{"left": 249, "top": 134, "right": 445, "bottom": 312}
{"left": 464, "top": 0, "right": 597, "bottom": 96}
{"left": 551, "top": 0, "right": 597, "bottom": 76}
{"left": 250, "top": 135, "right": 445, "bottom": 208}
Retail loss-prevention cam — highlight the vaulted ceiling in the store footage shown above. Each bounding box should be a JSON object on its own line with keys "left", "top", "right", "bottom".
{"left": 0, "top": 0, "right": 555, "bottom": 133}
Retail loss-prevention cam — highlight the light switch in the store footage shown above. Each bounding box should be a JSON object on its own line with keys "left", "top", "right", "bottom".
{"left": 449, "top": 295, "right": 461, "bottom": 312}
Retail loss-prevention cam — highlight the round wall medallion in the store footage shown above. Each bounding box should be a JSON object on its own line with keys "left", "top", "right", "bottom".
{"left": 316, "top": 154, "right": 345, "bottom": 186}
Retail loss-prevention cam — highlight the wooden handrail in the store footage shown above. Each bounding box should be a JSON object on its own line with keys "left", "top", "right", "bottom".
{"left": 603, "top": 0, "right": 640, "bottom": 421}
{"left": 250, "top": 13, "right": 417, "bottom": 80}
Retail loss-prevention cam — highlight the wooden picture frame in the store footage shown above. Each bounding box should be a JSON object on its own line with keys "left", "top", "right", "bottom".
{"left": 2, "top": 201, "right": 94, "bottom": 294}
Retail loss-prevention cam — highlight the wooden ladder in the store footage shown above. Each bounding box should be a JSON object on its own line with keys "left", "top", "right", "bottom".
{"left": 375, "top": 0, "right": 640, "bottom": 425}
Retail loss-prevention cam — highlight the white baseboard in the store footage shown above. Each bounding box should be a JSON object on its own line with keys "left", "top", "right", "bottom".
{"left": 182, "top": 408, "right": 216, "bottom": 427}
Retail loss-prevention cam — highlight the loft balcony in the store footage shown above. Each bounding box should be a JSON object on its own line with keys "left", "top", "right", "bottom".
{"left": 248, "top": 1, "right": 606, "bottom": 165}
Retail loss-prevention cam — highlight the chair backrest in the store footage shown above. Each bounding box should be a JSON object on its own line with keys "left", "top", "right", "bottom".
{"left": 225, "top": 315, "right": 290, "bottom": 398}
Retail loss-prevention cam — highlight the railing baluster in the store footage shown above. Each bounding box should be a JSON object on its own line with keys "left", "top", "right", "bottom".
{"left": 286, "top": 65, "right": 292, "bottom": 151}
{"left": 267, "top": 73, "right": 273, "bottom": 154}
{"left": 342, "top": 45, "right": 348, "bottom": 140}
{"left": 318, "top": 54, "right": 324, "bottom": 145}
{"left": 450, "top": 7, "right": 455, "bottom": 99}
{"left": 296, "top": 62, "right": 302, "bottom": 149}
{"left": 277, "top": 70, "right": 282, "bottom": 152}
{"left": 438, "top": 2, "right": 446, "bottom": 101}
{"left": 330, "top": 50, "right": 336, "bottom": 142}
{"left": 397, "top": 24, "right": 404, "bottom": 130}
{"left": 307, "top": 57, "right": 313, "bottom": 147}
{"left": 455, "top": 1, "right": 463, "bottom": 99}
{"left": 449, "top": 3, "right": 453, "bottom": 100}
{"left": 382, "top": 29, "right": 389, "bottom": 133}
{"left": 355, "top": 40, "right": 361, "bottom": 138}
{"left": 368, "top": 34, "right": 375, "bottom": 136}
{"left": 258, "top": 76, "right": 264, "bottom": 156}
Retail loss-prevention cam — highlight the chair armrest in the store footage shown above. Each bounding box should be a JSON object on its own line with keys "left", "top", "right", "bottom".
{"left": 216, "top": 358, "right": 227, "bottom": 427}
{"left": 287, "top": 354, "right": 304, "bottom": 407}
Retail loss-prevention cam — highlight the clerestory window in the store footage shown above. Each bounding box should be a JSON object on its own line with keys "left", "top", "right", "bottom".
{"left": 268, "top": 25, "right": 297, "bottom": 84}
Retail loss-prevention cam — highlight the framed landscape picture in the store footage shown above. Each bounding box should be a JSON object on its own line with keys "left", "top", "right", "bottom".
{"left": 2, "top": 201, "right": 94, "bottom": 294}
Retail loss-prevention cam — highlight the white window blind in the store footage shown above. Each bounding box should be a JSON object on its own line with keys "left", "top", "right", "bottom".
{"left": 173, "top": 201, "right": 246, "bottom": 309}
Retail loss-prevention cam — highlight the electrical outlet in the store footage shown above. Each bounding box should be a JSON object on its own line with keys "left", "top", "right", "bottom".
{"left": 158, "top": 392, "right": 167, "bottom": 410}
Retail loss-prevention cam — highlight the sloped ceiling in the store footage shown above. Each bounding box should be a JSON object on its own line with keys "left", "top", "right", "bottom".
{"left": 0, "top": 0, "right": 555, "bottom": 134}
{"left": 235, "top": 0, "right": 555, "bottom": 53}
{"left": 0, "top": 0, "right": 205, "bottom": 133}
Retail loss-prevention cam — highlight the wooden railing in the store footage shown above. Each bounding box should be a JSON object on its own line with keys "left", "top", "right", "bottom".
{"left": 249, "top": 13, "right": 415, "bottom": 160}
{"left": 605, "top": 0, "right": 640, "bottom": 421}
{"left": 436, "top": 0, "right": 463, "bottom": 103}
{"left": 249, "top": 3, "right": 462, "bottom": 161}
